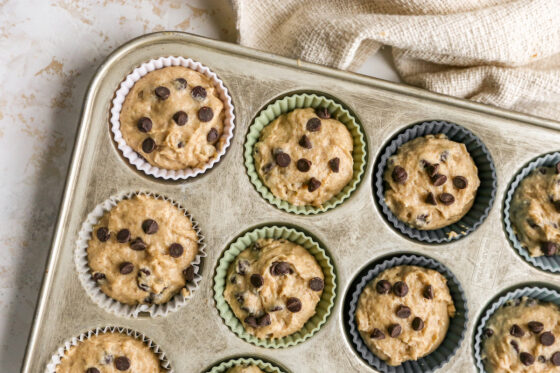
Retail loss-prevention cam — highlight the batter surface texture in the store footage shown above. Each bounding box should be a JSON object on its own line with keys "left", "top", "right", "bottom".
{"left": 356, "top": 265, "right": 456, "bottom": 366}
{"left": 227, "top": 365, "right": 264, "bottom": 373}
{"left": 224, "top": 238, "right": 324, "bottom": 339}
{"left": 87, "top": 195, "right": 199, "bottom": 306}
{"left": 383, "top": 134, "right": 480, "bottom": 230}
{"left": 254, "top": 108, "right": 353, "bottom": 207}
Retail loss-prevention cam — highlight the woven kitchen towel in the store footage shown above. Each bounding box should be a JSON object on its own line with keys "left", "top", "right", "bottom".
{"left": 231, "top": 0, "right": 560, "bottom": 120}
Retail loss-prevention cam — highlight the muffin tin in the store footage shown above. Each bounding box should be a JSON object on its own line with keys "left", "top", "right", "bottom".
{"left": 22, "top": 31, "right": 560, "bottom": 373}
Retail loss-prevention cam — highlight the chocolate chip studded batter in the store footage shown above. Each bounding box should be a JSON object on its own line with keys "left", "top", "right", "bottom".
{"left": 55, "top": 332, "right": 165, "bottom": 372}
{"left": 87, "top": 195, "right": 199, "bottom": 305}
{"left": 120, "top": 66, "right": 225, "bottom": 170}
{"left": 482, "top": 297, "right": 560, "bottom": 372}
{"left": 356, "top": 265, "right": 455, "bottom": 366}
{"left": 227, "top": 365, "right": 264, "bottom": 373}
{"left": 384, "top": 134, "right": 480, "bottom": 230}
{"left": 510, "top": 165, "right": 560, "bottom": 257}
{"left": 254, "top": 108, "right": 353, "bottom": 207}
{"left": 224, "top": 238, "right": 324, "bottom": 339}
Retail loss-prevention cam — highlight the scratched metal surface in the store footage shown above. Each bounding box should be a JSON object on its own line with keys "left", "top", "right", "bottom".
{"left": 22, "top": 32, "right": 560, "bottom": 373}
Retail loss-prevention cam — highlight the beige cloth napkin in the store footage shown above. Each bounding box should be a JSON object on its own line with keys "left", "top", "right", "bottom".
{"left": 232, "top": 0, "right": 560, "bottom": 120}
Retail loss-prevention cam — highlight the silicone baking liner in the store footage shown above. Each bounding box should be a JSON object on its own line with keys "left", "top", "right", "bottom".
{"left": 46, "top": 325, "right": 172, "bottom": 372}
{"left": 503, "top": 152, "right": 560, "bottom": 273}
{"left": 205, "top": 357, "right": 288, "bottom": 373}
{"left": 110, "top": 55, "right": 235, "bottom": 180}
{"left": 213, "top": 225, "right": 336, "bottom": 348}
{"left": 345, "top": 254, "right": 468, "bottom": 373}
{"left": 473, "top": 285, "right": 560, "bottom": 373}
{"left": 374, "top": 120, "right": 497, "bottom": 243}
{"left": 244, "top": 93, "right": 367, "bottom": 214}
{"left": 75, "top": 191, "right": 206, "bottom": 317}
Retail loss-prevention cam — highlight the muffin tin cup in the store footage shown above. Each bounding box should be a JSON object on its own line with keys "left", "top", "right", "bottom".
{"left": 46, "top": 325, "right": 172, "bottom": 372}
{"left": 205, "top": 357, "right": 288, "bottom": 373}
{"left": 473, "top": 285, "right": 560, "bottom": 373}
{"left": 503, "top": 152, "right": 560, "bottom": 273}
{"left": 346, "top": 254, "right": 468, "bottom": 373}
{"left": 75, "top": 191, "right": 206, "bottom": 318}
{"left": 244, "top": 93, "right": 367, "bottom": 214}
{"left": 374, "top": 120, "right": 497, "bottom": 243}
{"left": 110, "top": 55, "right": 235, "bottom": 180}
{"left": 213, "top": 225, "right": 337, "bottom": 348}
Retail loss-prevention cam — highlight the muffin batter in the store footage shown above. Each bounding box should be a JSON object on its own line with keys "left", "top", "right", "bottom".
{"left": 87, "top": 195, "right": 199, "bottom": 305}
{"left": 227, "top": 365, "right": 264, "bottom": 373}
{"left": 120, "top": 66, "right": 225, "bottom": 170}
{"left": 356, "top": 265, "right": 456, "bottom": 366}
{"left": 482, "top": 297, "right": 560, "bottom": 372}
{"left": 510, "top": 165, "right": 560, "bottom": 257}
{"left": 56, "top": 332, "right": 164, "bottom": 372}
{"left": 254, "top": 108, "right": 353, "bottom": 207}
{"left": 384, "top": 134, "right": 480, "bottom": 230}
{"left": 224, "top": 238, "right": 324, "bottom": 339}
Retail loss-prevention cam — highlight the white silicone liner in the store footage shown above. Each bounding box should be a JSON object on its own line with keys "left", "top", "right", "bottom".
{"left": 110, "top": 56, "right": 235, "bottom": 180}
{"left": 75, "top": 191, "right": 206, "bottom": 318}
{"left": 46, "top": 326, "right": 172, "bottom": 373}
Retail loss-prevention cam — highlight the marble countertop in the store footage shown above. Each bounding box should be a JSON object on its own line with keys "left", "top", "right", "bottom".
{"left": 0, "top": 1, "right": 397, "bottom": 370}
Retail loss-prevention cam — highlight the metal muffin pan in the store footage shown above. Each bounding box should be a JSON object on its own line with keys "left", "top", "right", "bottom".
{"left": 22, "top": 31, "right": 560, "bottom": 373}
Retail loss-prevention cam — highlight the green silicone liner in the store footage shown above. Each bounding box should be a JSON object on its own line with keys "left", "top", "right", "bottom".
{"left": 244, "top": 93, "right": 367, "bottom": 214}
{"left": 213, "top": 225, "right": 337, "bottom": 348}
{"left": 205, "top": 357, "right": 288, "bottom": 373}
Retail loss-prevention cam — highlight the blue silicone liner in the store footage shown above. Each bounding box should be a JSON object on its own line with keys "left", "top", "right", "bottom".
{"left": 503, "top": 152, "right": 560, "bottom": 273}
{"left": 374, "top": 120, "right": 497, "bottom": 243}
{"left": 345, "top": 254, "right": 468, "bottom": 373}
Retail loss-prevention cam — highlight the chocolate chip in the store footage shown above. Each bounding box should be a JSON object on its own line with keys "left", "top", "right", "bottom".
{"left": 540, "top": 331, "right": 555, "bottom": 346}
{"left": 425, "top": 192, "right": 437, "bottom": 205}
{"left": 262, "top": 162, "right": 274, "bottom": 173}
{"left": 130, "top": 237, "right": 146, "bottom": 251}
{"left": 396, "top": 305, "right": 411, "bottom": 318}
{"left": 440, "top": 151, "right": 449, "bottom": 162}
{"left": 453, "top": 176, "right": 468, "bottom": 189}
{"left": 207, "top": 128, "right": 219, "bottom": 144}
{"left": 412, "top": 317, "right": 424, "bottom": 331}
{"left": 96, "top": 227, "right": 110, "bottom": 242}
{"left": 191, "top": 86, "right": 207, "bottom": 100}
{"left": 86, "top": 368, "right": 100, "bottom": 373}
{"left": 137, "top": 117, "right": 152, "bottom": 132}
{"left": 244, "top": 316, "right": 257, "bottom": 328}
{"left": 257, "top": 313, "right": 271, "bottom": 327}
{"left": 142, "top": 219, "right": 158, "bottom": 234}
{"left": 426, "top": 163, "right": 439, "bottom": 177}
{"left": 142, "top": 137, "right": 156, "bottom": 153}
{"left": 432, "top": 174, "right": 447, "bottom": 186}
{"left": 553, "top": 200, "right": 560, "bottom": 213}
{"left": 144, "top": 294, "right": 154, "bottom": 304}
{"left": 119, "top": 262, "right": 134, "bottom": 275}
{"left": 296, "top": 158, "right": 312, "bottom": 172}
{"left": 275, "top": 152, "right": 291, "bottom": 167}
{"left": 528, "top": 321, "right": 544, "bottom": 334}
{"left": 174, "top": 78, "right": 187, "bottom": 90}
{"left": 370, "top": 328, "right": 385, "bottom": 339}
{"left": 237, "top": 259, "right": 250, "bottom": 275}
{"left": 423, "top": 285, "right": 434, "bottom": 299}
{"left": 552, "top": 352, "right": 560, "bottom": 366}
{"left": 114, "top": 356, "right": 131, "bottom": 371}
{"left": 540, "top": 167, "right": 548, "bottom": 174}
{"left": 177, "top": 141, "right": 184, "bottom": 148}
{"left": 416, "top": 214, "right": 428, "bottom": 224}
{"left": 309, "top": 277, "right": 324, "bottom": 291}
{"left": 250, "top": 274, "right": 264, "bottom": 288}
{"left": 299, "top": 135, "right": 312, "bottom": 149}
{"left": 116, "top": 229, "right": 130, "bottom": 243}
{"left": 538, "top": 355, "right": 546, "bottom": 363}
{"left": 315, "top": 107, "right": 330, "bottom": 119}
{"left": 286, "top": 297, "right": 302, "bottom": 312}
{"left": 393, "top": 281, "right": 408, "bottom": 297}
{"left": 329, "top": 158, "right": 340, "bottom": 173}
{"left": 169, "top": 243, "right": 184, "bottom": 257}
{"left": 269, "top": 305, "right": 283, "bottom": 312}
{"left": 183, "top": 265, "right": 195, "bottom": 282}
{"left": 154, "top": 86, "right": 170, "bottom": 100}
{"left": 542, "top": 242, "right": 558, "bottom": 256}
{"left": 438, "top": 193, "right": 455, "bottom": 205}
{"left": 392, "top": 166, "right": 407, "bottom": 184}
{"left": 376, "top": 280, "right": 392, "bottom": 294}
{"left": 510, "top": 340, "right": 520, "bottom": 353}
{"left": 483, "top": 328, "right": 494, "bottom": 338}
{"left": 173, "top": 111, "right": 188, "bottom": 126}
{"left": 138, "top": 268, "right": 150, "bottom": 276}
{"left": 556, "top": 162, "right": 560, "bottom": 174}
{"left": 306, "top": 118, "right": 321, "bottom": 132}
{"left": 388, "top": 324, "right": 402, "bottom": 338}
{"left": 92, "top": 272, "right": 105, "bottom": 282}
{"left": 520, "top": 352, "right": 535, "bottom": 366}
{"left": 308, "top": 177, "right": 321, "bottom": 192}
{"left": 198, "top": 106, "right": 214, "bottom": 122}
{"left": 510, "top": 324, "right": 525, "bottom": 338}
{"left": 270, "top": 261, "right": 291, "bottom": 276}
